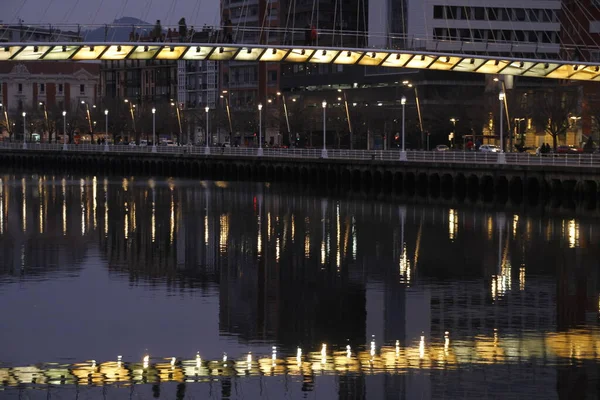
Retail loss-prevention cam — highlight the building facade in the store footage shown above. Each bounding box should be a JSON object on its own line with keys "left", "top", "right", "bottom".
{"left": 407, "top": 0, "right": 562, "bottom": 58}
{"left": 0, "top": 62, "right": 99, "bottom": 112}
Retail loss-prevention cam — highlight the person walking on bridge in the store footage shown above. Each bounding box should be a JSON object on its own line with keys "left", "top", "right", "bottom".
{"left": 152, "top": 20, "right": 162, "bottom": 42}
{"left": 179, "top": 18, "right": 187, "bottom": 42}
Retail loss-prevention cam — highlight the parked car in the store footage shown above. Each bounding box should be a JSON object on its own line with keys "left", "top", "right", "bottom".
{"left": 139, "top": 139, "right": 148, "bottom": 147}
{"left": 556, "top": 145, "right": 582, "bottom": 154}
{"left": 479, "top": 144, "right": 501, "bottom": 153}
{"left": 434, "top": 144, "right": 450, "bottom": 152}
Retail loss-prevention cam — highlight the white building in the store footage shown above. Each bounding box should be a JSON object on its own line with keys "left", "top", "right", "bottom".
{"left": 0, "top": 62, "right": 99, "bottom": 113}
{"left": 406, "top": 0, "right": 562, "bottom": 57}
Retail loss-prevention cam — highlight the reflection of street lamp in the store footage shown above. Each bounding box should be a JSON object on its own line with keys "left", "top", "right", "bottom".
{"left": 322, "top": 100, "right": 328, "bottom": 158}
{"left": 151, "top": 108, "right": 156, "bottom": 153}
{"left": 62, "top": 111, "right": 67, "bottom": 150}
{"left": 498, "top": 91, "right": 506, "bottom": 163}
{"left": 258, "top": 103, "right": 263, "bottom": 156}
{"left": 22, "top": 111, "right": 27, "bottom": 149}
{"left": 400, "top": 96, "right": 407, "bottom": 161}
{"left": 205, "top": 106, "right": 210, "bottom": 155}
{"left": 104, "top": 109, "right": 109, "bottom": 151}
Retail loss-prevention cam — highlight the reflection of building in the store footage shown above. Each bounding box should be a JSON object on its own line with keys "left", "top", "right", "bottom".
{"left": 0, "top": 175, "right": 97, "bottom": 279}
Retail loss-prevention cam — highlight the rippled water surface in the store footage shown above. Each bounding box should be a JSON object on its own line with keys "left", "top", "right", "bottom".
{"left": 0, "top": 174, "right": 599, "bottom": 399}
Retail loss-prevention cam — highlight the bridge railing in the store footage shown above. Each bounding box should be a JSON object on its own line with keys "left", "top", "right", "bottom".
{"left": 3, "top": 143, "right": 600, "bottom": 168}
{"left": 1, "top": 22, "right": 598, "bottom": 62}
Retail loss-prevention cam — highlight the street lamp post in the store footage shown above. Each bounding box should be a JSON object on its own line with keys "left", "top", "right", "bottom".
{"left": 400, "top": 96, "right": 407, "bottom": 161}
{"left": 321, "top": 100, "right": 328, "bottom": 158}
{"left": 62, "top": 111, "right": 67, "bottom": 150}
{"left": 151, "top": 108, "right": 157, "bottom": 153}
{"left": 104, "top": 110, "right": 109, "bottom": 151}
{"left": 205, "top": 106, "right": 210, "bottom": 155}
{"left": 449, "top": 118, "right": 458, "bottom": 149}
{"left": 39, "top": 102, "right": 49, "bottom": 143}
{"left": 257, "top": 103, "right": 263, "bottom": 156}
{"left": 22, "top": 112, "right": 27, "bottom": 149}
{"left": 498, "top": 91, "right": 506, "bottom": 164}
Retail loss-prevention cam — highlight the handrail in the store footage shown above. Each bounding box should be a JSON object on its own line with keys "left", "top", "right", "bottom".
{"left": 2, "top": 143, "right": 600, "bottom": 168}
{"left": 0, "top": 22, "right": 597, "bottom": 61}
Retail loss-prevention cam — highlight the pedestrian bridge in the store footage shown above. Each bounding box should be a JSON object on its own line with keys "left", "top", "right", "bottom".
{"left": 2, "top": 41, "right": 600, "bottom": 82}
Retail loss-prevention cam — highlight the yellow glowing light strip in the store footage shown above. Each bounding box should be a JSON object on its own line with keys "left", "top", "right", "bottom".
{"left": 4, "top": 42, "right": 600, "bottom": 81}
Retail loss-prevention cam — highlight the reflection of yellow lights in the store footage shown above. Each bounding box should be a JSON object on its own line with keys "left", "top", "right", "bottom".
{"left": 399, "top": 243, "right": 411, "bottom": 283}
{"left": 170, "top": 195, "right": 175, "bottom": 244}
{"left": 21, "top": 178, "right": 26, "bottom": 232}
{"left": 291, "top": 214, "right": 295, "bottom": 242}
{"left": 444, "top": 332, "right": 450, "bottom": 354}
{"left": 519, "top": 266, "right": 526, "bottom": 291}
{"left": 275, "top": 237, "right": 280, "bottom": 262}
{"left": 92, "top": 177, "right": 97, "bottom": 229}
{"left": 124, "top": 212, "right": 129, "bottom": 240}
{"left": 336, "top": 205, "right": 341, "bottom": 272}
{"left": 6, "top": 329, "right": 600, "bottom": 385}
{"left": 38, "top": 177, "right": 44, "bottom": 234}
{"left": 512, "top": 214, "right": 519, "bottom": 237}
{"left": 257, "top": 215, "right": 262, "bottom": 255}
{"left": 220, "top": 213, "right": 229, "bottom": 254}
{"left": 151, "top": 201, "right": 156, "bottom": 243}
{"left": 321, "top": 241, "right": 326, "bottom": 265}
{"left": 62, "top": 178, "right": 67, "bottom": 236}
{"left": 352, "top": 217, "right": 357, "bottom": 260}
{"left": 204, "top": 215, "right": 209, "bottom": 245}
{"left": 487, "top": 216, "right": 493, "bottom": 240}
{"left": 566, "top": 219, "right": 579, "bottom": 248}
{"left": 122, "top": 178, "right": 128, "bottom": 191}
{"left": 304, "top": 231, "right": 310, "bottom": 259}
{"left": 448, "top": 209, "right": 457, "bottom": 240}
{"left": 0, "top": 179, "right": 4, "bottom": 235}
{"left": 80, "top": 179, "right": 85, "bottom": 236}
{"left": 267, "top": 212, "right": 272, "bottom": 241}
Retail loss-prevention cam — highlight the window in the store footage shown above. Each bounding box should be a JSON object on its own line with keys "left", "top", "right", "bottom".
{"left": 80, "top": 84, "right": 85, "bottom": 94}
{"left": 18, "top": 83, "right": 22, "bottom": 93}
{"left": 40, "top": 83, "right": 45, "bottom": 93}
{"left": 58, "top": 83, "right": 63, "bottom": 93}
{"left": 433, "top": 6, "right": 443, "bottom": 19}
{"left": 473, "top": 7, "right": 485, "bottom": 20}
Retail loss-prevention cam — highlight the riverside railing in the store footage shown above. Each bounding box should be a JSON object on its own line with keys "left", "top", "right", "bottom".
{"left": 3, "top": 143, "right": 600, "bottom": 168}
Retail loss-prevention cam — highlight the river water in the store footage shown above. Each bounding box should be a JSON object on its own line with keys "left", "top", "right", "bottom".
{"left": 0, "top": 174, "right": 598, "bottom": 399}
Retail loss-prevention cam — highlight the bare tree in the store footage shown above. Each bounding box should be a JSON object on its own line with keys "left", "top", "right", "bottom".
{"left": 531, "top": 87, "right": 580, "bottom": 152}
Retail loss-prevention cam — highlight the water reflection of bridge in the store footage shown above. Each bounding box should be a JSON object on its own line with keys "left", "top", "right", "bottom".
{"left": 2, "top": 329, "right": 600, "bottom": 397}
{"left": 1, "top": 174, "right": 600, "bottom": 397}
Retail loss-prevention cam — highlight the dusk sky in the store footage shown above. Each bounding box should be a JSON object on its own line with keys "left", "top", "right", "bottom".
{"left": 4, "top": 0, "right": 220, "bottom": 27}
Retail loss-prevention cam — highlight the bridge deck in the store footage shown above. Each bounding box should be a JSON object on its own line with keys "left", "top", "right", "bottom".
{"left": 1, "top": 42, "right": 599, "bottom": 81}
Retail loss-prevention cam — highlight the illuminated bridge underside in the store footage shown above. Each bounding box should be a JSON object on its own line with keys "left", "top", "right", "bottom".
{"left": 3, "top": 42, "right": 600, "bottom": 81}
